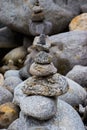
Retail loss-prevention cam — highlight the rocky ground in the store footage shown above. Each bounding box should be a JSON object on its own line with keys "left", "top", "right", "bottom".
{"left": 0, "top": 0, "right": 87, "bottom": 130}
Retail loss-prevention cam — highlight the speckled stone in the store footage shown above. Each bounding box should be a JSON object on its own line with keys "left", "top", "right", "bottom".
{"left": 20, "top": 96, "right": 57, "bottom": 120}
{"left": 23, "top": 73, "right": 69, "bottom": 96}
{"left": 8, "top": 100, "right": 85, "bottom": 130}
{"left": 29, "top": 63, "right": 57, "bottom": 76}
{"left": 34, "top": 51, "right": 52, "bottom": 64}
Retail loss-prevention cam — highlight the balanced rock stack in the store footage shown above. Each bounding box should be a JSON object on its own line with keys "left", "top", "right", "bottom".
{"left": 29, "top": 0, "right": 52, "bottom": 36}
{"left": 10, "top": 34, "right": 85, "bottom": 130}
{"left": 21, "top": 34, "right": 69, "bottom": 121}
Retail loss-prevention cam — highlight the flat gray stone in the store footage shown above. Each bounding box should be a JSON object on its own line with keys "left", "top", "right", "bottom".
{"left": 34, "top": 51, "right": 52, "bottom": 64}
{"left": 30, "top": 63, "right": 57, "bottom": 76}
{"left": 8, "top": 100, "right": 85, "bottom": 130}
{"left": 23, "top": 73, "right": 69, "bottom": 96}
{"left": 20, "top": 96, "right": 57, "bottom": 120}
{"left": 0, "top": 86, "right": 13, "bottom": 105}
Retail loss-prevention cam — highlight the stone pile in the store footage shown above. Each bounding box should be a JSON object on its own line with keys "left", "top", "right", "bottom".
{"left": 21, "top": 34, "right": 69, "bottom": 121}
{"left": 9, "top": 35, "right": 85, "bottom": 130}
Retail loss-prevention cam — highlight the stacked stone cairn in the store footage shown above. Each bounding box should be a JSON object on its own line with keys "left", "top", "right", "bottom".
{"left": 21, "top": 34, "right": 69, "bottom": 123}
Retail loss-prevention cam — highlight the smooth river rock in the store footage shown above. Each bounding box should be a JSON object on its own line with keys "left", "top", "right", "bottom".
{"left": 50, "top": 31, "right": 87, "bottom": 74}
{"left": 3, "top": 76, "right": 22, "bottom": 93}
{"left": 4, "top": 70, "right": 20, "bottom": 79}
{"left": 66, "top": 65, "right": 87, "bottom": 88}
{"left": 59, "top": 77, "right": 87, "bottom": 106}
{"left": 8, "top": 99, "right": 85, "bottom": 130}
{"left": 20, "top": 96, "right": 57, "bottom": 120}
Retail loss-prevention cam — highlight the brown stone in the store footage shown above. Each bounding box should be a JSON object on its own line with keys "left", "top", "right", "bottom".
{"left": 69, "top": 13, "right": 87, "bottom": 31}
{"left": 0, "top": 103, "right": 19, "bottom": 128}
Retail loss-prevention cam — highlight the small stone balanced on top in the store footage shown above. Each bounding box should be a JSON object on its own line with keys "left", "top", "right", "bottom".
{"left": 22, "top": 34, "right": 69, "bottom": 121}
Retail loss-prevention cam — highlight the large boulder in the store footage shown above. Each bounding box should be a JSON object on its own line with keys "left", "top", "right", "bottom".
{"left": 0, "top": 0, "right": 81, "bottom": 36}
{"left": 50, "top": 31, "right": 87, "bottom": 74}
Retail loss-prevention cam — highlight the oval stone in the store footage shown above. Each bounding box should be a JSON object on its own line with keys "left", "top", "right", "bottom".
{"left": 20, "top": 96, "right": 57, "bottom": 120}
{"left": 29, "top": 63, "right": 57, "bottom": 76}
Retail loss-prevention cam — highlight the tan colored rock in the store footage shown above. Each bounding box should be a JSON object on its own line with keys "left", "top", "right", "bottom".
{"left": 69, "top": 13, "right": 87, "bottom": 31}
{"left": 23, "top": 73, "right": 69, "bottom": 96}
{"left": 0, "top": 73, "right": 4, "bottom": 86}
{"left": 0, "top": 102, "right": 19, "bottom": 128}
{"left": 29, "top": 62, "right": 57, "bottom": 76}
{"left": 3, "top": 46, "right": 27, "bottom": 67}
